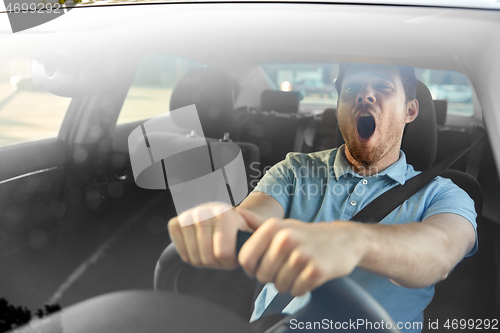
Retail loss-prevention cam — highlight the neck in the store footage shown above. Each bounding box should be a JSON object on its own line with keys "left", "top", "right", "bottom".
{"left": 343, "top": 145, "right": 401, "bottom": 177}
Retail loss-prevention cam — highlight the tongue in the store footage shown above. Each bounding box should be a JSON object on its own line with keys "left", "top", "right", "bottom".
{"left": 357, "top": 116, "right": 375, "bottom": 139}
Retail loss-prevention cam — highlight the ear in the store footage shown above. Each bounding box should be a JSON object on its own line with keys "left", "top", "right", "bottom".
{"left": 405, "top": 99, "right": 419, "bottom": 124}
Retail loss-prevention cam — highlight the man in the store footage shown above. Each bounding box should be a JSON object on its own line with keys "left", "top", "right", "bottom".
{"left": 168, "top": 63, "right": 477, "bottom": 331}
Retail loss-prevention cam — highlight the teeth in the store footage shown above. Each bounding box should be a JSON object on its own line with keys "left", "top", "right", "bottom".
{"left": 360, "top": 113, "right": 371, "bottom": 117}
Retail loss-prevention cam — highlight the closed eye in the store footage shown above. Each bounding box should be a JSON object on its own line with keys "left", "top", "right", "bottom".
{"left": 375, "top": 83, "right": 393, "bottom": 91}
{"left": 345, "top": 83, "right": 359, "bottom": 92}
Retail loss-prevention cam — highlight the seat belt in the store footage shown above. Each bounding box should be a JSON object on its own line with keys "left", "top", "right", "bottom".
{"left": 253, "top": 131, "right": 485, "bottom": 317}
{"left": 351, "top": 131, "right": 484, "bottom": 223}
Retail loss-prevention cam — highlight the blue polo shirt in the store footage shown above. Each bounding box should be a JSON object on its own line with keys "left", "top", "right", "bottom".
{"left": 249, "top": 146, "right": 477, "bottom": 332}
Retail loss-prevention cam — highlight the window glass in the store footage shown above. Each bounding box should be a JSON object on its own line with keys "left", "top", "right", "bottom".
{"left": 118, "top": 53, "right": 204, "bottom": 125}
{"left": 0, "top": 58, "right": 71, "bottom": 148}
{"left": 263, "top": 63, "right": 474, "bottom": 118}
{"left": 415, "top": 68, "right": 474, "bottom": 117}
{"left": 263, "top": 63, "right": 338, "bottom": 113}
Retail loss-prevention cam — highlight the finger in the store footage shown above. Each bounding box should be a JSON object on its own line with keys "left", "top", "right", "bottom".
{"left": 168, "top": 216, "right": 190, "bottom": 262}
{"left": 290, "top": 263, "right": 326, "bottom": 296}
{"left": 180, "top": 223, "right": 202, "bottom": 267}
{"left": 254, "top": 229, "right": 293, "bottom": 284}
{"left": 236, "top": 206, "right": 266, "bottom": 231}
{"left": 195, "top": 222, "right": 217, "bottom": 267}
{"left": 193, "top": 208, "right": 218, "bottom": 268}
{"left": 238, "top": 218, "right": 283, "bottom": 277}
{"left": 273, "top": 250, "right": 308, "bottom": 293}
{"left": 213, "top": 207, "right": 239, "bottom": 269}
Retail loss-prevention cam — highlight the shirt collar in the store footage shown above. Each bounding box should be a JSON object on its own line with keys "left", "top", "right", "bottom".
{"left": 333, "top": 145, "right": 408, "bottom": 185}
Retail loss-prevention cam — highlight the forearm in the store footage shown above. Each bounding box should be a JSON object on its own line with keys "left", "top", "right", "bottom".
{"left": 342, "top": 215, "right": 474, "bottom": 288}
{"left": 238, "top": 191, "right": 285, "bottom": 223}
{"left": 354, "top": 222, "right": 452, "bottom": 287}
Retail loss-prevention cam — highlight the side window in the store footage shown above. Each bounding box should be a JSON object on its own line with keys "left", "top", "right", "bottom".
{"left": 415, "top": 68, "right": 474, "bottom": 117}
{"left": 118, "top": 53, "right": 204, "bottom": 125}
{"left": 263, "top": 64, "right": 474, "bottom": 119}
{"left": 0, "top": 58, "right": 71, "bottom": 148}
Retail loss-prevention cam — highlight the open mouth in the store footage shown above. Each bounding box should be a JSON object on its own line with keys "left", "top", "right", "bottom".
{"left": 356, "top": 113, "right": 376, "bottom": 141}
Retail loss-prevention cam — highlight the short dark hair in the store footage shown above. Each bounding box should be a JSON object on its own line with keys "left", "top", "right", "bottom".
{"left": 334, "top": 63, "right": 417, "bottom": 103}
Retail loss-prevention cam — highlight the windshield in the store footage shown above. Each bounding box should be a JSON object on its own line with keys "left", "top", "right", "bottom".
{"left": 1, "top": 3, "right": 497, "bottom": 331}
{"left": 118, "top": 53, "right": 204, "bottom": 124}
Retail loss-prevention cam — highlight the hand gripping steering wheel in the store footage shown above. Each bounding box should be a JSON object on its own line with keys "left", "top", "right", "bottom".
{"left": 154, "top": 231, "right": 401, "bottom": 333}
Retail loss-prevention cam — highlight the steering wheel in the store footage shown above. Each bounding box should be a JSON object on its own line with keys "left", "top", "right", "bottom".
{"left": 155, "top": 231, "right": 401, "bottom": 333}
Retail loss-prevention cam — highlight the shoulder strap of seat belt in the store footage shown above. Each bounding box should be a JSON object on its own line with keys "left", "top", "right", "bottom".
{"left": 242, "top": 131, "right": 485, "bottom": 318}
{"left": 351, "top": 131, "right": 485, "bottom": 223}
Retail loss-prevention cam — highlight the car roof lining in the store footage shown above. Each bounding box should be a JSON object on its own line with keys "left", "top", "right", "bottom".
{"left": 11, "top": 4, "right": 498, "bottom": 68}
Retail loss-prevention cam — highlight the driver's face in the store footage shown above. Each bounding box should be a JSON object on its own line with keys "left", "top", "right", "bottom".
{"left": 337, "top": 64, "right": 418, "bottom": 167}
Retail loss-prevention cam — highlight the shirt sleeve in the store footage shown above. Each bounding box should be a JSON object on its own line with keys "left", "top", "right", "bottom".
{"left": 252, "top": 154, "right": 297, "bottom": 214}
{"left": 422, "top": 177, "right": 478, "bottom": 256}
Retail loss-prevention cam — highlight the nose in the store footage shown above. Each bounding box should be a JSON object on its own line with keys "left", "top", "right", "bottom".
{"left": 356, "top": 86, "right": 376, "bottom": 104}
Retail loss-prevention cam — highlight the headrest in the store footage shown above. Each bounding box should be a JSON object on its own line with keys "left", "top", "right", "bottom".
{"left": 320, "top": 108, "right": 338, "bottom": 135}
{"left": 401, "top": 80, "right": 437, "bottom": 170}
{"left": 433, "top": 99, "right": 447, "bottom": 126}
{"left": 334, "top": 80, "right": 437, "bottom": 171}
{"left": 261, "top": 90, "right": 300, "bottom": 114}
{"left": 169, "top": 67, "right": 236, "bottom": 139}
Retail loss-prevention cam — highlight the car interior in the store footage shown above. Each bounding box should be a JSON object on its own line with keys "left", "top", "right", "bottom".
{"left": 1, "top": 2, "right": 500, "bottom": 332}
{"left": 151, "top": 65, "right": 494, "bottom": 325}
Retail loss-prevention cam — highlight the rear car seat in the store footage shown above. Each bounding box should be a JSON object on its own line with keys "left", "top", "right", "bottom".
{"left": 239, "top": 89, "right": 318, "bottom": 173}
{"left": 433, "top": 99, "right": 484, "bottom": 178}
{"left": 312, "top": 107, "right": 337, "bottom": 151}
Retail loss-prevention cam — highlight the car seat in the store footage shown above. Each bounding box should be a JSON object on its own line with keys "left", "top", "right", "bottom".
{"left": 169, "top": 67, "right": 261, "bottom": 189}
{"left": 312, "top": 107, "right": 337, "bottom": 151}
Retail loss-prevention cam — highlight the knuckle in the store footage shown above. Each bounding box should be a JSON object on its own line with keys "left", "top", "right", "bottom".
{"left": 306, "top": 265, "right": 324, "bottom": 282}
{"left": 222, "top": 262, "right": 237, "bottom": 270}
{"left": 238, "top": 255, "right": 251, "bottom": 270}
{"left": 267, "top": 217, "right": 282, "bottom": 227}
{"left": 262, "top": 218, "right": 285, "bottom": 235}
{"left": 192, "top": 206, "right": 211, "bottom": 224}
{"left": 274, "top": 229, "right": 295, "bottom": 250}
{"left": 179, "top": 253, "right": 190, "bottom": 263}
{"left": 208, "top": 202, "right": 232, "bottom": 217}
{"left": 289, "top": 251, "right": 308, "bottom": 269}
{"left": 190, "top": 259, "right": 202, "bottom": 268}
{"left": 214, "top": 247, "right": 233, "bottom": 262}
{"left": 200, "top": 256, "right": 217, "bottom": 268}
{"left": 276, "top": 228, "right": 293, "bottom": 241}
{"left": 239, "top": 256, "right": 255, "bottom": 275}
{"left": 167, "top": 217, "right": 178, "bottom": 230}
